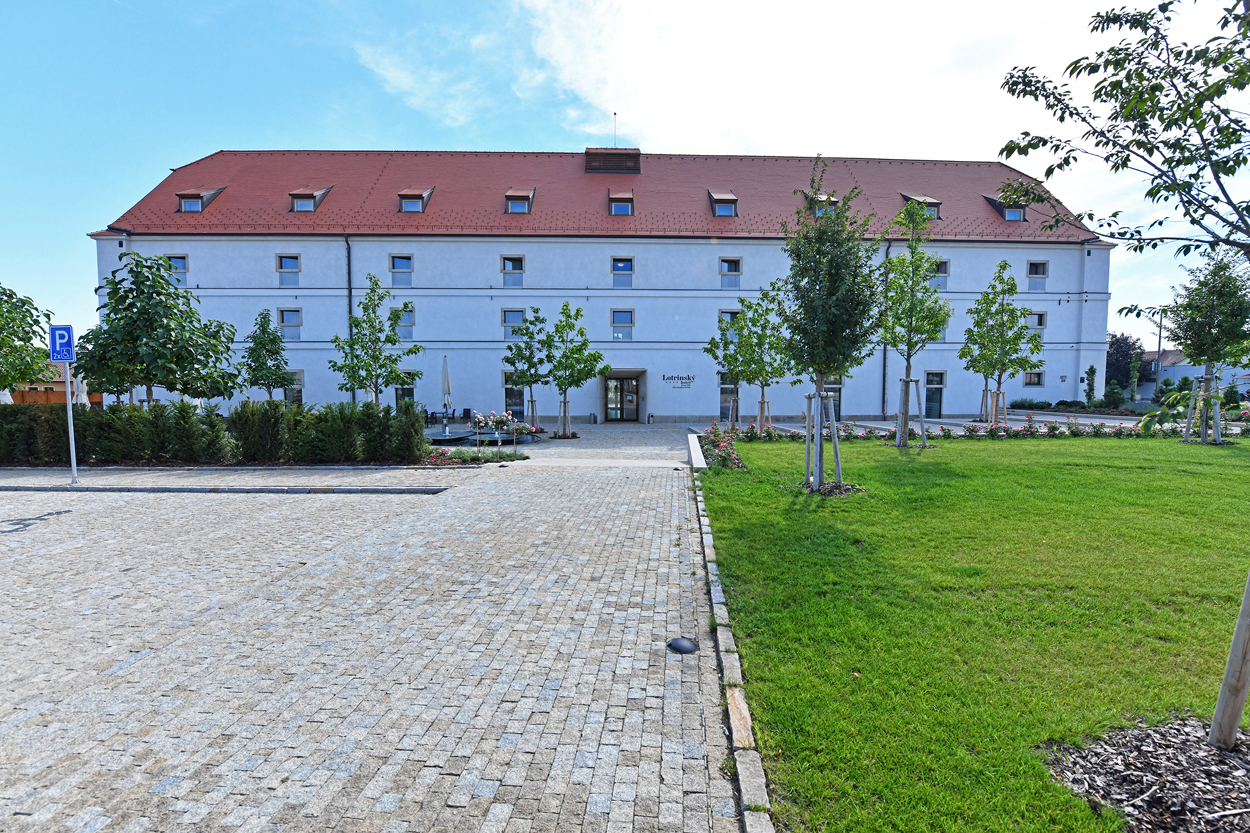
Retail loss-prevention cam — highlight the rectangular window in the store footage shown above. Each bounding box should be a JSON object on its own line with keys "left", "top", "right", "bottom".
{"left": 612, "top": 257, "right": 634, "bottom": 289}
{"left": 179, "top": 197, "right": 201, "bottom": 213}
{"left": 720, "top": 309, "right": 740, "bottom": 342}
{"left": 278, "top": 308, "right": 302, "bottom": 341}
{"left": 400, "top": 198, "right": 424, "bottom": 213}
{"left": 1004, "top": 208, "right": 1025, "bottom": 222}
{"left": 277, "top": 254, "right": 300, "bottom": 288}
{"left": 292, "top": 197, "right": 315, "bottom": 212}
{"left": 611, "top": 309, "right": 634, "bottom": 340}
{"left": 502, "top": 308, "right": 524, "bottom": 340}
{"left": 930, "top": 259, "right": 949, "bottom": 291}
{"left": 502, "top": 256, "right": 524, "bottom": 288}
{"left": 285, "top": 370, "right": 304, "bottom": 406}
{"left": 390, "top": 254, "right": 413, "bottom": 288}
{"left": 720, "top": 258, "right": 741, "bottom": 290}
{"left": 713, "top": 202, "right": 736, "bottom": 217}
{"left": 506, "top": 199, "right": 530, "bottom": 214}
{"left": 1027, "top": 261, "right": 1048, "bottom": 291}
{"left": 394, "top": 308, "right": 415, "bottom": 340}
{"left": 922, "top": 205, "right": 940, "bottom": 220}
{"left": 395, "top": 372, "right": 415, "bottom": 406}
{"left": 924, "top": 372, "right": 945, "bottom": 419}
{"left": 1024, "top": 371, "right": 1044, "bottom": 387}
{"left": 1028, "top": 312, "right": 1047, "bottom": 329}
{"left": 610, "top": 201, "right": 633, "bottom": 215}
{"left": 167, "top": 255, "right": 188, "bottom": 287}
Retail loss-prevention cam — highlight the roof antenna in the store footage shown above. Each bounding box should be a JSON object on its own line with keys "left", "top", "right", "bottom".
{"left": 613, "top": 113, "right": 617, "bottom": 148}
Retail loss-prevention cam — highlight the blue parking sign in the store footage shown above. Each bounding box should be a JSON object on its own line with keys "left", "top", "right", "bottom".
{"left": 49, "top": 325, "right": 75, "bottom": 363}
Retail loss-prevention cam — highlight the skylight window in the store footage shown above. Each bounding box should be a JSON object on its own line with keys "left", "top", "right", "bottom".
{"left": 709, "top": 190, "right": 738, "bottom": 217}
{"left": 175, "top": 187, "right": 224, "bottom": 213}
{"left": 901, "top": 193, "right": 942, "bottom": 221}
{"left": 984, "top": 195, "right": 1027, "bottom": 222}
{"left": 398, "top": 187, "right": 434, "bottom": 213}
{"left": 813, "top": 194, "right": 838, "bottom": 216}
{"left": 504, "top": 188, "right": 535, "bottom": 214}
{"left": 289, "top": 186, "right": 332, "bottom": 213}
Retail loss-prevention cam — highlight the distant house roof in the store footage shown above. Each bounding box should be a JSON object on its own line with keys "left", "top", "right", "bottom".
{"left": 1142, "top": 350, "right": 1189, "bottom": 368}
{"left": 94, "top": 149, "right": 1103, "bottom": 242}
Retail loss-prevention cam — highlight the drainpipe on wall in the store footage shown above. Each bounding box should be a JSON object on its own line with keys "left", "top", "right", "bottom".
{"left": 345, "top": 235, "right": 355, "bottom": 404}
{"left": 880, "top": 239, "right": 893, "bottom": 419}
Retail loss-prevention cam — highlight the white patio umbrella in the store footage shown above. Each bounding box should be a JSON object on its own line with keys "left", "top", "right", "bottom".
{"left": 0, "top": 389, "right": 13, "bottom": 405}
{"left": 441, "top": 355, "right": 453, "bottom": 412}
{"left": 72, "top": 368, "right": 89, "bottom": 406}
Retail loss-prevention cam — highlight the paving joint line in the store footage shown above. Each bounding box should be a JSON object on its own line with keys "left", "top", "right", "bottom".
{"left": 0, "top": 480, "right": 450, "bottom": 492}
{"left": 693, "top": 471, "right": 775, "bottom": 833}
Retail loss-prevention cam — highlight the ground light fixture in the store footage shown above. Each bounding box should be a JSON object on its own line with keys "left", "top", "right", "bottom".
{"left": 667, "top": 637, "right": 698, "bottom": 654}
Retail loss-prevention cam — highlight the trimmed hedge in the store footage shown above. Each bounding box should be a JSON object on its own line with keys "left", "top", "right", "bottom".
{"left": 0, "top": 399, "right": 427, "bottom": 466}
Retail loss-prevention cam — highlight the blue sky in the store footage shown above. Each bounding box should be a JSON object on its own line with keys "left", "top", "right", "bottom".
{"left": 1, "top": 0, "right": 1230, "bottom": 349}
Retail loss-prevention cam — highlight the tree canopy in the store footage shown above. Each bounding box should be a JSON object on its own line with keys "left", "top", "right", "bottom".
{"left": 0, "top": 282, "right": 54, "bottom": 394}
{"left": 76, "top": 252, "right": 238, "bottom": 402}
{"left": 1106, "top": 331, "right": 1146, "bottom": 388}
{"left": 241, "top": 309, "right": 295, "bottom": 399}
{"left": 999, "top": 3, "right": 1250, "bottom": 258}
{"left": 1166, "top": 248, "right": 1250, "bottom": 369}
{"left": 958, "top": 261, "right": 1045, "bottom": 396}
{"left": 502, "top": 306, "right": 553, "bottom": 422}
{"left": 547, "top": 302, "right": 609, "bottom": 436}
{"left": 328, "top": 273, "right": 424, "bottom": 404}
{"left": 704, "top": 293, "right": 791, "bottom": 427}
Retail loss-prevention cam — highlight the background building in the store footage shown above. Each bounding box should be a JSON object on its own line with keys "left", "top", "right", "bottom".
{"left": 91, "top": 149, "right": 1112, "bottom": 422}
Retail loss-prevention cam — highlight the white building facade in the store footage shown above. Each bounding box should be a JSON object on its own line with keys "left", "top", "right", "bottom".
{"left": 91, "top": 149, "right": 1112, "bottom": 423}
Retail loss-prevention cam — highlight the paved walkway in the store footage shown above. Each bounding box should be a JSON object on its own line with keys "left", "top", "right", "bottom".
{"left": 0, "top": 426, "right": 733, "bottom": 833}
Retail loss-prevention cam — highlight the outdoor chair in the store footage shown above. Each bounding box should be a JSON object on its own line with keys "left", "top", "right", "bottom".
{"left": 460, "top": 408, "right": 471, "bottom": 423}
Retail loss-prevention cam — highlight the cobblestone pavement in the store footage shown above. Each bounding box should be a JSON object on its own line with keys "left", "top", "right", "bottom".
{"left": 0, "top": 455, "right": 733, "bottom": 832}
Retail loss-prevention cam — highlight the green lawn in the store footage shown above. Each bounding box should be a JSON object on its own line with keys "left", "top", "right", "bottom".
{"left": 700, "top": 439, "right": 1250, "bottom": 832}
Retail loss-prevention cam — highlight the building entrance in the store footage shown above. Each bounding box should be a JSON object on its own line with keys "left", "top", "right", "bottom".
{"left": 605, "top": 377, "right": 639, "bottom": 422}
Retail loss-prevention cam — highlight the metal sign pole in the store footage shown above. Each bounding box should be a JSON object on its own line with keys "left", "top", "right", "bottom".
{"left": 64, "top": 362, "right": 79, "bottom": 485}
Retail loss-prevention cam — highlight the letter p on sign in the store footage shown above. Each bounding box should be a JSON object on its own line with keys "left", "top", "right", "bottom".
{"left": 49, "top": 325, "right": 75, "bottom": 363}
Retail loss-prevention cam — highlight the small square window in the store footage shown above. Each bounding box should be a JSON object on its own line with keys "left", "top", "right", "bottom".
{"left": 713, "top": 203, "right": 736, "bottom": 217}
{"left": 394, "top": 308, "right": 415, "bottom": 340}
{"left": 292, "top": 198, "right": 315, "bottom": 212}
{"left": 502, "top": 256, "right": 524, "bottom": 288}
{"left": 612, "top": 309, "right": 634, "bottom": 340}
{"left": 922, "top": 205, "right": 940, "bottom": 220}
{"left": 279, "top": 309, "right": 302, "bottom": 341}
{"left": 507, "top": 199, "right": 530, "bottom": 214}
{"left": 610, "top": 201, "right": 633, "bottom": 216}
{"left": 167, "top": 255, "right": 188, "bottom": 287}
{"left": 503, "top": 308, "right": 524, "bottom": 339}
{"left": 179, "top": 198, "right": 201, "bottom": 213}
{"left": 1024, "top": 372, "right": 1044, "bottom": 387}
{"left": 277, "top": 254, "right": 300, "bottom": 288}
{"left": 1004, "top": 208, "right": 1025, "bottom": 222}
{"left": 391, "top": 255, "right": 413, "bottom": 288}
{"left": 401, "top": 198, "right": 424, "bottom": 213}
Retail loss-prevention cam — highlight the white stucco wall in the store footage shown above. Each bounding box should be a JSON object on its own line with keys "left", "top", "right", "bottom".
{"left": 95, "top": 234, "right": 1111, "bottom": 422}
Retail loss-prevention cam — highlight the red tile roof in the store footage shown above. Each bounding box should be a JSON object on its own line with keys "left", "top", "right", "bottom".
{"left": 98, "top": 150, "right": 1098, "bottom": 243}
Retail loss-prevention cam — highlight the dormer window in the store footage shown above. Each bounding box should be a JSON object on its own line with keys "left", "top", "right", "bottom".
{"left": 902, "top": 193, "right": 941, "bottom": 220}
{"left": 505, "top": 188, "right": 535, "bottom": 214}
{"left": 609, "top": 189, "right": 634, "bottom": 216}
{"left": 289, "top": 186, "right": 331, "bottom": 213}
{"left": 175, "top": 187, "right": 224, "bottom": 213}
{"left": 812, "top": 194, "right": 838, "bottom": 216}
{"left": 709, "top": 190, "right": 738, "bottom": 217}
{"left": 398, "top": 187, "right": 434, "bottom": 213}
{"left": 985, "top": 195, "right": 1027, "bottom": 222}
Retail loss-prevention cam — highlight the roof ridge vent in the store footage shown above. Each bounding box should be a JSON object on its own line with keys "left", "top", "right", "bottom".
{"left": 585, "top": 147, "right": 641, "bottom": 174}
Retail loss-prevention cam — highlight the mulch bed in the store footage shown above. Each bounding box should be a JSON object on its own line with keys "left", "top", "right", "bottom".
{"left": 815, "top": 481, "right": 866, "bottom": 497}
{"left": 1048, "top": 715, "right": 1250, "bottom": 830}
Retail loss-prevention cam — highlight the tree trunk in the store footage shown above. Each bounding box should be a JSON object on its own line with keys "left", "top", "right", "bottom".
{"left": 758, "top": 382, "right": 766, "bottom": 429}
{"left": 562, "top": 392, "right": 569, "bottom": 436}
{"left": 897, "top": 359, "right": 913, "bottom": 448}
{"left": 995, "top": 379, "right": 1005, "bottom": 425}
{"left": 527, "top": 384, "right": 537, "bottom": 427}
{"left": 1210, "top": 568, "right": 1250, "bottom": 749}
{"left": 146, "top": 384, "right": 154, "bottom": 406}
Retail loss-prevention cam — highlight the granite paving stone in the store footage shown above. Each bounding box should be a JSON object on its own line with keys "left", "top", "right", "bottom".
{"left": 0, "top": 426, "right": 732, "bottom": 831}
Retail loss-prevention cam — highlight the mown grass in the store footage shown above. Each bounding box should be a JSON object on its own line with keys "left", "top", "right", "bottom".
{"left": 700, "top": 439, "right": 1250, "bottom": 832}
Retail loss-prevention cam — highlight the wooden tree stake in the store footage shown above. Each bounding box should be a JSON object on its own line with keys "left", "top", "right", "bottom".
{"left": 1210, "top": 568, "right": 1250, "bottom": 749}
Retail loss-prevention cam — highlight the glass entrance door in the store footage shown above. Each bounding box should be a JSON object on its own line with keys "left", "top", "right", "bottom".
{"left": 605, "top": 378, "right": 639, "bottom": 421}
{"left": 719, "top": 374, "right": 738, "bottom": 421}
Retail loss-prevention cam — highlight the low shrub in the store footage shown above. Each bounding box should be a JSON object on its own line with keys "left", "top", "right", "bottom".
{"left": 231, "top": 399, "right": 285, "bottom": 462}
{"left": 1053, "top": 400, "right": 1085, "bottom": 410}
{"left": 1009, "top": 398, "right": 1052, "bottom": 410}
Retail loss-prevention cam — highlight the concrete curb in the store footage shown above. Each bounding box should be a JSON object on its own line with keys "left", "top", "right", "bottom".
{"left": 688, "top": 433, "right": 708, "bottom": 471}
{"left": 0, "top": 485, "right": 448, "bottom": 495}
{"left": 692, "top": 472, "right": 775, "bottom": 833}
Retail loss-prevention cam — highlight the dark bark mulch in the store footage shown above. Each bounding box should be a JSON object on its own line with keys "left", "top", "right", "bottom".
{"left": 1048, "top": 715, "right": 1250, "bottom": 831}
{"left": 815, "top": 481, "right": 866, "bottom": 497}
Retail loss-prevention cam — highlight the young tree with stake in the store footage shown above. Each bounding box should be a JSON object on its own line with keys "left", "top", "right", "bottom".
{"left": 705, "top": 293, "right": 791, "bottom": 430}
{"left": 547, "top": 302, "right": 609, "bottom": 437}
{"left": 503, "top": 307, "right": 553, "bottom": 426}
{"left": 880, "top": 200, "right": 952, "bottom": 447}
{"left": 329, "top": 273, "right": 424, "bottom": 405}
{"left": 958, "top": 261, "right": 1044, "bottom": 422}
{"left": 241, "top": 309, "right": 295, "bottom": 399}
{"left": 775, "top": 161, "right": 880, "bottom": 490}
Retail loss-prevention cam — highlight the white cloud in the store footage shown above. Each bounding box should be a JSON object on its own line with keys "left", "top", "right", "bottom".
{"left": 355, "top": 43, "right": 483, "bottom": 126}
